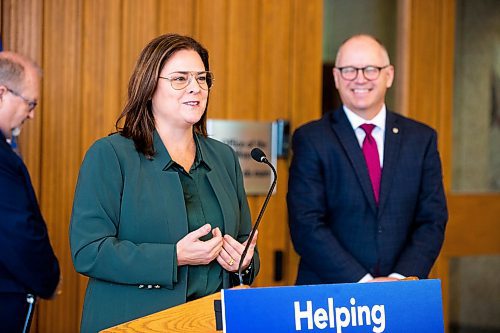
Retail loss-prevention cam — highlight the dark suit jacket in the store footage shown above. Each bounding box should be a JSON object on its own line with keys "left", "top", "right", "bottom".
{"left": 287, "top": 107, "right": 448, "bottom": 284}
{"left": 70, "top": 132, "right": 259, "bottom": 333}
{"left": 0, "top": 133, "right": 60, "bottom": 296}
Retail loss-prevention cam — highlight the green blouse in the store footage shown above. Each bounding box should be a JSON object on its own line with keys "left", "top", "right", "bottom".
{"left": 165, "top": 136, "right": 224, "bottom": 300}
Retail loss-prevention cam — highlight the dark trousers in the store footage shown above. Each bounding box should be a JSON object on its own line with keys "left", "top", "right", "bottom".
{"left": 0, "top": 293, "right": 35, "bottom": 333}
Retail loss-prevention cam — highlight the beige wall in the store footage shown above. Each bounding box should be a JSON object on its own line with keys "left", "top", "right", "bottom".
{"left": 450, "top": 0, "right": 500, "bottom": 329}
{"left": 453, "top": 0, "right": 500, "bottom": 192}
{"left": 323, "top": 0, "right": 398, "bottom": 107}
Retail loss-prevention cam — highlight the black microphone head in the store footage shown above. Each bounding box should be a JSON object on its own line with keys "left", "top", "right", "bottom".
{"left": 251, "top": 148, "right": 266, "bottom": 163}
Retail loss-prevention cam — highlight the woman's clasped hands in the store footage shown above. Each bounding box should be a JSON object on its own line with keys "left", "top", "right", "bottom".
{"left": 176, "top": 224, "right": 257, "bottom": 273}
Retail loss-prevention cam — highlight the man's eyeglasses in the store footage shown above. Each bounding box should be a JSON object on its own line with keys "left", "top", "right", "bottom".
{"left": 159, "top": 71, "right": 214, "bottom": 90}
{"left": 335, "top": 65, "right": 390, "bottom": 81}
{"left": 5, "top": 87, "right": 37, "bottom": 111}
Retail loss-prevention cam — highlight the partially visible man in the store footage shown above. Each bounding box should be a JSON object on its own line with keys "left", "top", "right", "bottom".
{"left": 287, "top": 34, "right": 448, "bottom": 285}
{"left": 0, "top": 51, "right": 60, "bottom": 332}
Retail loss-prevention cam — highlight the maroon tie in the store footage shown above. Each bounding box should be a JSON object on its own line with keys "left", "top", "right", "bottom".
{"left": 360, "top": 124, "right": 381, "bottom": 204}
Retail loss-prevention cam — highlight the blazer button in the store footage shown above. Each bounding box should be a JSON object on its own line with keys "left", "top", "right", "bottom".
{"left": 147, "top": 284, "right": 153, "bottom": 289}
{"left": 378, "top": 226, "right": 383, "bottom": 233}
{"left": 138, "top": 284, "right": 145, "bottom": 289}
{"left": 154, "top": 285, "right": 161, "bottom": 289}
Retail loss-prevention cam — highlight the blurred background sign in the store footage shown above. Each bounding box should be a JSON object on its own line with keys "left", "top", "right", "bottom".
{"left": 207, "top": 119, "right": 278, "bottom": 195}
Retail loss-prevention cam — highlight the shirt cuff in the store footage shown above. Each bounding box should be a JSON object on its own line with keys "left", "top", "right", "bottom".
{"left": 389, "top": 272, "right": 405, "bottom": 280}
{"left": 358, "top": 273, "right": 374, "bottom": 283}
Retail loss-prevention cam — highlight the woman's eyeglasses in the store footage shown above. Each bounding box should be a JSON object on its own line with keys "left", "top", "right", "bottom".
{"left": 159, "top": 71, "right": 214, "bottom": 90}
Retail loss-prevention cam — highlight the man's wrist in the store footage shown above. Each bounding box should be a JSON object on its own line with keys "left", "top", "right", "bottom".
{"left": 358, "top": 273, "right": 374, "bottom": 283}
{"left": 389, "top": 272, "right": 405, "bottom": 280}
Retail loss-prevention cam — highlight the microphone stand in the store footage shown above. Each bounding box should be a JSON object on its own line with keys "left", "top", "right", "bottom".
{"left": 237, "top": 155, "right": 277, "bottom": 285}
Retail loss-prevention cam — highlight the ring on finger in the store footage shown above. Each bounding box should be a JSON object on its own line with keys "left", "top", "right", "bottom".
{"left": 228, "top": 257, "right": 235, "bottom": 266}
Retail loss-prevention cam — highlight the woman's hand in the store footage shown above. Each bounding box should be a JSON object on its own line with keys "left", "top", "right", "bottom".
{"left": 216, "top": 230, "right": 258, "bottom": 272}
{"left": 176, "top": 224, "right": 223, "bottom": 266}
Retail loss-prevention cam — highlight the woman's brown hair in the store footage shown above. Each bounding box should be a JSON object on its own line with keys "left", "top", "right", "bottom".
{"left": 116, "top": 34, "right": 210, "bottom": 158}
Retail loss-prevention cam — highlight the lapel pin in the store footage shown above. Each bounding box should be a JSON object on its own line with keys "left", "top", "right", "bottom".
{"left": 392, "top": 127, "right": 399, "bottom": 134}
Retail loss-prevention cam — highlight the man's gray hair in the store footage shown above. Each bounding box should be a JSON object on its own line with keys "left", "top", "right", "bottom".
{"left": 0, "top": 52, "right": 42, "bottom": 92}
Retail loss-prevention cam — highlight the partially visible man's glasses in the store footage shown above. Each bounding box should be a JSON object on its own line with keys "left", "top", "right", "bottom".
{"left": 159, "top": 71, "right": 214, "bottom": 90}
{"left": 5, "top": 87, "right": 38, "bottom": 111}
{"left": 335, "top": 65, "right": 390, "bottom": 81}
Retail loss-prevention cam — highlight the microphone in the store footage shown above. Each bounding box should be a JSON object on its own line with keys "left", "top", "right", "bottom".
{"left": 237, "top": 148, "right": 277, "bottom": 285}
{"left": 250, "top": 147, "right": 267, "bottom": 163}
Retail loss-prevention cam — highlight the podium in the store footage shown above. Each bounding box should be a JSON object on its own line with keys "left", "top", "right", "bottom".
{"left": 101, "top": 280, "right": 444, "bottom": 333}
{"left": 100, "top": 291, "right": 221, "bottom": 332}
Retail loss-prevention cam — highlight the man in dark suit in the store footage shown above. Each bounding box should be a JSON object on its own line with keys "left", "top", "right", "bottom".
{"left": 287, "top": 34, "right": 448, "bottom": 285}
{"left": 0, "top": 51, "right": 60, "bottom": 332}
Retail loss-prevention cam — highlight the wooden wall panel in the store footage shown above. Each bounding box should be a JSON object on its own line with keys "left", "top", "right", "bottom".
{"left": 224, "top": 3, "right": 262, "bottom": 275}
{"left": 158, "top": 0, "right": 196, "bottom": 36}
{"left": 257, "top": 2, "right": 292, "bottom": 122}
{"left": 121, "top": 0, "right": 158, "bottom": 98}
{"left": 81, "top": 0, "right": 123, "bottom": 151}
{"left": 225, "top": 1, "right": 260, "bottom": 121}
{"left": 39, "top": 0, "right": 83, "bottom": 332}
{"left": 196, "top": 0, "right": 229, "bottom": 119}
{"left": 289, "top": 0, "right": 323, "bottom": 129}
{"left": 246, "top": 0, "right": 294, "bottom": 287}
{"left": 285, "top": 0, "right": 324, "bottom": 285}
{"left": 445, "top": 195, "right": 500, "bottom": 256}
{"left": 404, "top": 0, "right": 455, "bottom": 188}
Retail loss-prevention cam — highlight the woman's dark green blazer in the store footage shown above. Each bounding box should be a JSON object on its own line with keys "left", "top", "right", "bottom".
{"left": 70, "top": 132, "right": 259, "bottom": 333}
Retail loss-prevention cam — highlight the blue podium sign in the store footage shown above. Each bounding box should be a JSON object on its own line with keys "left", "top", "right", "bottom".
{"left": 221, "top": 280, "right": 443, "bottom": 333}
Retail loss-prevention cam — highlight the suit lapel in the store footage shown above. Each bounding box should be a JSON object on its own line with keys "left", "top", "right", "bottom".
{"left": 206, "top": 171, "right": 235, "bottom": 234}
{"left": 198, "top": 137, "right": 237, "bottom": 237}
{"left": 378, "top": 111, "right": 401, "bottom": 218}
{"left": 329, "top": 109, "right": 378, "bottom": 214}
